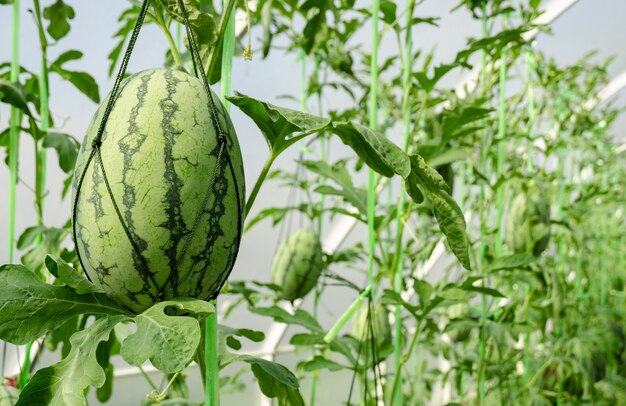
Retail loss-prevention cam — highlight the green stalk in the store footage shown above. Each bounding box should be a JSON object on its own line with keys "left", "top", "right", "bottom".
{"left": 323, "top": 287, "right": 372, "bottom": 343}
{"left": 8, "top": 0, "right": 21, "bottom": 265}
{"left": 33, "top": 0, "right": 49, "bottom": 228}
{"left": 599, "top": 165, "right": 609, "bottom": 308}
{"left": 391, "top": 1, "right": 415, "bottom": 404}
{"left": 245, "top": 154, "right": 276, "bottom": 219}
{"left": 205, "top": 0, "right": 237, "bottom": 79}
{"left": 523, "top": 48, "right": 535, "bottom": 387}
{"left": 494, "top": 47, "right": 507, "bottom": 258}
{"left": 553, "top": 97, "right": 566, "bottom": 406}
{"left": 367, "top": 0, "right": 380, "bottom": 295}
{"left": 476, "top": 3, "right": 489, "bottom": 404}
{"left": 203, "top": 2, "right": 235, "bottom": 405}
{"left": 308, "top": 52, "right": 326, "bottom": 406}
{"left": 204, "top": 314, "right": 219, "bottom": 406}
{"left": 154, "top": 12, "right": 184, "bottom": 68}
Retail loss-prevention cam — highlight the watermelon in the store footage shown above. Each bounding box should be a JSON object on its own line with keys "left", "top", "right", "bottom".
{"left": 0, "top": 384, "right": 19, "bottom": 406}
{"left": 72, "top": 68, "right": 245, "bottom": 313}
{"left": 352, "top": 301, "right": 392, "bottom": 364}
{"left": 271, "top": 228, "right": 323, "bottom": 302}
{"left": 505, "top": 185, "right": 550, "bottom": 257}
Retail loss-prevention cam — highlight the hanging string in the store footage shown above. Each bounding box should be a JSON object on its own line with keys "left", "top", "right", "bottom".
{"left": 71, "top": 0, "right": 152, "bottom": 285}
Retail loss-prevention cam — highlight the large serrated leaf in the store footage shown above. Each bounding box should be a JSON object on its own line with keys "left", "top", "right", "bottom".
{"left": 121, "top": 298, "right": 214, "bottom": 373}
{"left": 17, "top": 316, "right": 126, "bottom": 406}
{"left": 0, "top": 264, "right": 128, "bottom": 344}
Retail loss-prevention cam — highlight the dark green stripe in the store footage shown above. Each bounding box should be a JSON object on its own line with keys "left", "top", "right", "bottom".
{"left": 159, "top": 69, "right": 186, "bottom": 296}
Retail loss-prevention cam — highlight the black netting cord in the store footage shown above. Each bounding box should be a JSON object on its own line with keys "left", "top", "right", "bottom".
{"left": 71, "top": 0, "right": 152, "bottom": 287}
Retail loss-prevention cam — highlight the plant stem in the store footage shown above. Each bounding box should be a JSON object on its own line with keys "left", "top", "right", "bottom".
{"left": 367, "top": 0, "right": 380, "bottom": 297}
{"left": 522, "top": 47, "right": 535, "bottom": 389}
{"left": 323, "top": 287, "right": 371, "bottom": 343}
{"left": 33, "top": 0, "right": 49, "bottom": 228}
{"left": 389, "top": 320, "right": 422, "bottom": 405}
{"left": 477, "top": 3, "right": 489, "bottom": 404}
{"left": 139, "top": 365, "right": 159, "bottom": 391}
{"left": 244, "top": 153, "right": 276, "bottom": 219}
{"left": 154, "top": 11, "right": 184, "bottom": 68}
{"left": 206, "top": 0, "right": 237, "bottom": 79}
{"left": 494, "top": 46, "right": 507, "bottom": 258}
{"left": 391, "top": 1, "right": 415, "bottom": 403}
{"left": 202, "top": 2, "right": 235, "bottom": 405}
{"left": 8, "top": 0, "right": 21, "bottom": 265}
{"left": 204, "top": 309, "right": 219, "bottom": 406}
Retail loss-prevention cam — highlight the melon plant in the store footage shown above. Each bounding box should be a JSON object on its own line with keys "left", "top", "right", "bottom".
{"left": 271, "top": 228, "right": 324, "bottom": 302}
{"left": 72, "top": 68, "right": 245, "bottom": 313}
{"left": 505, "top": 184, "right": 551, "bottom": 257}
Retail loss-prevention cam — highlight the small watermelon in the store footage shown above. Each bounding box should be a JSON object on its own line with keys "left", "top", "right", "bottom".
{"left": 0, "top": 384, "right": 19, "bottom": 406}
{"left": 505, "top": 185, "right": 550, "bottom": 257}
{"left": 352, "top": 301, "right": 392, "bottom": 364}
{"left": 271, "top": 229, "right": 324, "bottom": 302}
{"left": 72, "top": 68, "right": 245, "bottom": 313}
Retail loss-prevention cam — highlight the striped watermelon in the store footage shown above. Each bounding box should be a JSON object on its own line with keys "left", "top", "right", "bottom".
{"left": 352, "top": 302, "right": 392, "bottom": 364}
{"left": 72, "top": 68, "right": 245, "bottom": 313}
{"left": 271, "top": 228, "right": 323, "bottom": 302}
{"left": 505, "top": 185, "right": 550, "bottom": 257}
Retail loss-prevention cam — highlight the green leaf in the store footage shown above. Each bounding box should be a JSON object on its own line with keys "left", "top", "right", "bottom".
{"left": 414, "top": 63, "right": 458, "bottom": 93}
{"left": 227, "top": 93, "right": 330, "bottom": 154}
{"left": 44, "top": 316, "right": 82, "bottom": 358}
{"left": 459, "top": 276, "right": 506, "bottom": 298}
{"left": 49, "top": 51, "right": 99, "bottom": 103}
{"left": 379, "top": 0, "right": 397, "bottom": 24}
{"left": 250, "top": 306, "right": 323, "bottom": 333}
{"left": 18, "top": 226, "right": 67, "bottom": 276}
{"left": 108, "top": 6, "right": 139, "bottom": 77}
{"left": 314, "top": 185, "right": 367, "bottom": 216}
{"left": 261, "top": 0, "right": 274, "bottom": 57}
{"left": 160, "top": 0, "right": 201, "bottom": 22}
{"left": 51, "top": 50, "right": 83, "bottom": 67}
{"left": 226, "top": 355, "right": 303, "bottom": 406}
{"left": 221, "top": 325, "right": 265, "bottom": 350}
{"left": 16, "top": 225, "right": 47, "bottom": 250}
{"left": 50, "top": 66, "right": 100, "bottom": 103}
{"left": 121, "top": 299, "right": 214, "bottom": 373}
{"left": 0, "top": 79, "right": 33, "bottom": 116}
{"left": 299, "top": 355, "right": 345, "bottom": 372}
{"left": 44, "top": 254, "right": 101, "bottom": 294}
{"left": 329, "top": 121, "right": 410, "bottom": 178}
{"left": 17, "top": 316, "right": 126, "bottom": 406}
{"left": 406, "top": 155, "right": 471, "bottom": 270}
{"left": 486, "top": 253, "right": 537, "bottom": 273}
{"left": 0, "top": 264, "right": 128, "bottom": 344}
{"left": 42, "top": 131, "right": 80, "bottom": 173}
{"left": 186, "top": 12, "right": 218, "bottom": 65}
{"left": 95, "top": 328, "right": 117, "bottom": 403}
{"left": 43, "top": 0, "right": 75, "bottom": 41}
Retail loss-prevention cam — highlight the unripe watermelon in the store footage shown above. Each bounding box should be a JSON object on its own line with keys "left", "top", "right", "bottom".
{"left": 72, "top": 68, "right": 245, "bottom": 313}
{"left": 0, "top": 384, "right": 19, "bottom": 406}
{"left": 352, "top": 301, "right": 392, "bottom": 362}
{"left": 271, "top": 229, "right": 323, "bottom": 302}
{"left": 505, "top": 186, "right": 550, "bottom": 257}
